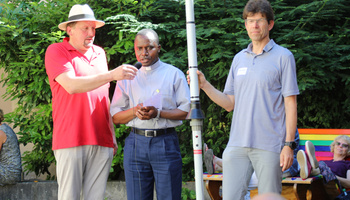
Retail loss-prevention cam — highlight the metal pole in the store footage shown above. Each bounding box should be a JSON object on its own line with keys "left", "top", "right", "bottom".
{"left": 185, "top": 0, "right": 205, "bottom": 199}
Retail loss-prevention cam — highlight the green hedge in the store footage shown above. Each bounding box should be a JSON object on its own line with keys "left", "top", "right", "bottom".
{"left": 0, "top": 0, "right": 349, "bottom": 183}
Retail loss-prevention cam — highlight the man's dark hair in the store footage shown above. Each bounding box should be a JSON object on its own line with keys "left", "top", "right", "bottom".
{"left": 243, "top": 0, "right": 274, "bottom": 22}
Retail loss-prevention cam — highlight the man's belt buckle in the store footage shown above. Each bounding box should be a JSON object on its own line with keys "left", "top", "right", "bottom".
{"left": 145, "top": 130, "right": 156, "bottom": 137}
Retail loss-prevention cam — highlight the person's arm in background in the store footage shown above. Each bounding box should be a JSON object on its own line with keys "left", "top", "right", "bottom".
{"left": 0, "top": 130, "right": 7, "bottom": 152}
{"left": 109, "top": 116, "right": 118, "bottom": 155}
{"left": 108, "top": 99, "right": 118, "bottom": 155}
{"left": 336, "top": 170, "right": 350, "bottom": 188}
{"left": 280, "top": 95, "right": 297, "bottom": 171}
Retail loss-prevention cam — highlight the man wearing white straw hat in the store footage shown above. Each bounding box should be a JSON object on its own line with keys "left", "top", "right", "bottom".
{"left": 45, "top": 4, "right": 138, "bottom": 200}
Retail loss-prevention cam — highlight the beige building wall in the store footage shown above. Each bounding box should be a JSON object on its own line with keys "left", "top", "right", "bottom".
{"left": 0, "top": 68, "right": 17, "bottom": 119}
{"left": 1, "top": 68, "right": 56, "bottom": 180}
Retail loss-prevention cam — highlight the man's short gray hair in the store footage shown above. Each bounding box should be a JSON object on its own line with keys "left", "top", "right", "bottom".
{"left": 135, "top": 29, "right": 159, "bottom": 45}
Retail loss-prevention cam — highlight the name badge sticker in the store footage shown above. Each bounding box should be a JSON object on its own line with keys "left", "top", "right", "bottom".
{"left": 237, "top": 67, "right": 247, "bottom": 76}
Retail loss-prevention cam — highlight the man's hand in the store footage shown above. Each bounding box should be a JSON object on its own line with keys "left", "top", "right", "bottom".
{"left": 186, "top": 70, "right": 207, "bottom": 89}
{"left": 280, "top": 146, "right": 294, "bottom": 171}
{"left": 110, "top": 64, "right": 138, "bottom": 81}
{"left": 136, "top": 106, "right": 158, "bottom": 120}
{"left": 113, "top": 142, "right": 118, "bottom": 156}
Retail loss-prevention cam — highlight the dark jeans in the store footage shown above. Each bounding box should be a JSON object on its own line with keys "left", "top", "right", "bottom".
{"left": 124, "top": 130, "right": 182, "bottom": 200}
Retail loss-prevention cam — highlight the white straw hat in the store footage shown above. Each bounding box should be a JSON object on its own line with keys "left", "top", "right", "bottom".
{"left": 58, "top": 4, "right": 105, "bottom": 31}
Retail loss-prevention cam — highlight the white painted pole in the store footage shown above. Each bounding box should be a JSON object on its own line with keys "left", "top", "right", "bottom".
{"left": 185, "top": 0, "right": 205, "bottom": 199}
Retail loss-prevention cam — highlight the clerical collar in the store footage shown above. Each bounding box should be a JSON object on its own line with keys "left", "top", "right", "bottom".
{"left": 142, "top": 59, "right": 160, "bottom": 71}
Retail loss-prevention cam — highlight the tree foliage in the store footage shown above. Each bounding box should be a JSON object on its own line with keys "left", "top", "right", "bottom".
{"left": 0, "top": 0, "right": 349, "bottom": 182}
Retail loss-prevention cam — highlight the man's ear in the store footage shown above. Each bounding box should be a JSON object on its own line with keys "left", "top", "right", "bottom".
{"left": 66, "top": 26, "right": 72, "bottom": 36}
{"left": 268, "top": 20, "right": 274, "bottom": 31}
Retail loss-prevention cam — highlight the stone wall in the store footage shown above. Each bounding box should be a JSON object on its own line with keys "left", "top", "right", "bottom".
{"left": 0, "top": 180, "right": 211, "bottom": 200}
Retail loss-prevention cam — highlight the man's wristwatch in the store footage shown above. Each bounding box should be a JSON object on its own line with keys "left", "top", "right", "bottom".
{"left": 155, "top": 109, "right": 161, "bottom": 119}
{"left": 284, "top": 141, "right": 297, "bottom": 150}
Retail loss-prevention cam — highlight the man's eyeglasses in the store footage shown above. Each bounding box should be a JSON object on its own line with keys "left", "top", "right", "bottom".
{"left": 245, "top": 18, "right": 267, "bottom": 25}
{"left": 336, "top": 142, "right": 349, "bottom": 148}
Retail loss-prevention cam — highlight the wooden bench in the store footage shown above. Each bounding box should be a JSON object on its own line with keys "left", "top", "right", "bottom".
{"left": 203, "top": 128, "right": 350, "bottom": 200}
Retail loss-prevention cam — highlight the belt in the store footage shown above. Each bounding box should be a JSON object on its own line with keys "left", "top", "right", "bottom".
{"left": 132, "top": 128, "right": 175, "bottom": 137}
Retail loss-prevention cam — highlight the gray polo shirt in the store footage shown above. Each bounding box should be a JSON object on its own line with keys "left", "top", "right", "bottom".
{"left": 110, "top": 60, "right": 190, "bottom": 129}
{"left": 224, "top": 39, "right": 299, "bottom": 153}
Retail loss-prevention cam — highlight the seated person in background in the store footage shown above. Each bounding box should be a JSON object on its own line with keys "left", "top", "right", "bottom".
{"left": 297, "top": 136, "right": 350, "bottom": 198}
{"left": 0, "top": 109, "right": 22, "bottom": 186}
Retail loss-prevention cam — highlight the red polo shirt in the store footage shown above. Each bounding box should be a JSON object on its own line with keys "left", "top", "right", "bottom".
{"left": 45, "top": 37, "right": 113, "bottom": 150}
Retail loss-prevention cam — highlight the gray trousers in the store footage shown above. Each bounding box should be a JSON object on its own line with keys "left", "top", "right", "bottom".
{"left": 54, "top": 145, "right": 113, "bottom": 200}
{"left": 222, "top": 146, "right": 282, "bottom": 200}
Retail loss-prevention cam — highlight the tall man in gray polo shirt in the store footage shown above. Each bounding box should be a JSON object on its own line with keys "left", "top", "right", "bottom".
{"left": 189, "top": 0, "right": 299, "bottom": 199}
{"left": 110, "top": 29, "right": 190, "bottom": 200}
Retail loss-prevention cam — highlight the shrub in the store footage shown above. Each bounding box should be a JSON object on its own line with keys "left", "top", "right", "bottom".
{"left": 0, "top": 0, "right": 349, "bottom": 182}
